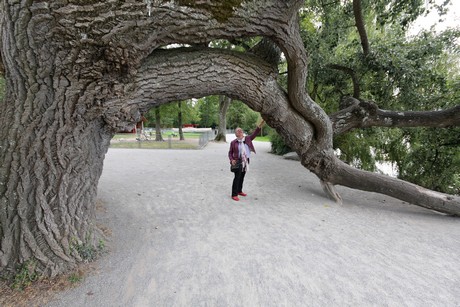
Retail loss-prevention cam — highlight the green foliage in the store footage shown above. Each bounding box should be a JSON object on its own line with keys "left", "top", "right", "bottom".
{"left": 68, "top": 273, "right": 83, "bottom": 284}
{"left": 269, "top": 130, "right": 292, "bottom": 155}
{"left": 334, "top": 130, "right": 379, "bottom": 171}
{"left": 12, "top": 260, "right": 39, "bottom": 291}
{"left": 226, "top": 100, "right": 259, "bottom": 132}
{"left": 144, "top": 100, "right": 199, "bottom": 128}
{"left": 397, "top": 127, "right": 460, "bottom": 194}
{"left": 209, "top": 37, "right": 262, "bottom": 51}
{"left": 71, "top": 237, "right": 104, "bottom": 263}
{"left": 196, "top": 96, "right": 219, "bottom": 127}
{"left": 300, "top": 0, "right": 460, "bottom": 193}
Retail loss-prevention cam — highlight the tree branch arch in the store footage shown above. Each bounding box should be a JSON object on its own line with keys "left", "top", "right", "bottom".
{"left": 105, "top": 47, "right": 460, "bottom": 216}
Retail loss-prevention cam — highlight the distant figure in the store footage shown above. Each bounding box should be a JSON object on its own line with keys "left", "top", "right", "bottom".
{"left": 228, "top": 120, "right": 265, "bottom": 201}
{"left": 136, "top": 115, "right": 147, "bottom": 140}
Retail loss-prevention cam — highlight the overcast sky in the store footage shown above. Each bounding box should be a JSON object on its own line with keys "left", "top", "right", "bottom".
{"left": 408, "top": 0, "right": 460, "bottom": 35}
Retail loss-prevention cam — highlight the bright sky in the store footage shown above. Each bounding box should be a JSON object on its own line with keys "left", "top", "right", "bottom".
{"left": 408, "top": 0, "right": 460, "bottom": 35}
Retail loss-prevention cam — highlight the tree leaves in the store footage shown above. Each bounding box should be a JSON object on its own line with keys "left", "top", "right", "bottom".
{"left": 301, "top": 0, "right": 459, "bottom": 193}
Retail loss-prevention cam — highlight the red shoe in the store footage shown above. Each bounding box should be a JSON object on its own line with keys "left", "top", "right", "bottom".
{"left": 238, "top": 192, "right": 247, "bottom": 197}
{"left": 232, "top": 196, "right": 240, "bottom": 201}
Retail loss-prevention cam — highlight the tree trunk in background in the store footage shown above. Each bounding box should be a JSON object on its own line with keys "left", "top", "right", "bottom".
{"left": 215, "top": 96, "right": 231, "bottom": 142}
{"left": 155, "top": 107, "right": 164, "bottom": 142}
{"left": 178, "top": 101, "right": 184, "bottom": 141}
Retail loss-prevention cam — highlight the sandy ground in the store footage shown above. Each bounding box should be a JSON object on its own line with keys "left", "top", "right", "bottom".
{"left": 46, "top": 139, "right": 460, "bottom": 306}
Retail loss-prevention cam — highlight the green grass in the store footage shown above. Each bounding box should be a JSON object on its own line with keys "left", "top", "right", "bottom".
{"left": 163, "top": 131, "right": 202, "bottom": 138}
{"left": 113, "top": 132, "right": 202, "bottom": 140}
{"left": 110, "top": 141, "right": 198, "bottom": 150}
{"left": 110, "top": 131, "right": 270, "bottom": 150}
{"left": 256, "top": 136, "right": 270, "bottom": 142}
{"left": 12, "top": 260, "right": 39, "bottom": 291}
{"left": 112, "top": 133, "right": 137, "bottom": 140}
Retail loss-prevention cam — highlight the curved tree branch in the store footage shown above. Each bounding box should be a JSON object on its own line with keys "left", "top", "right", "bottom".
{"left": 327, "top": 64, "right": 360, "bottom": 98}
{"left": 104, "top": 47, "right": 460, "bottom": 216}
{"left": 353, "top": 0, "right": 370, "bottom": 56}
{"left": 271, "top": 8, "right": 333, "bottom": 154}
{"left": 51, "top": 0, "right": 332, "bottom": 153}
{"left": 331, "top": 97, "right": 460, "bottom": 135}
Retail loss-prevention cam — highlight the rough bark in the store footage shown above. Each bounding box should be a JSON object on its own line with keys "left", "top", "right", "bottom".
{"left": 1, "top": 0, "right": 459, "bottom": 278}
{"left": 327, "top": 158, "right": 460, "bottom": 215}
{"left": 0, "top": 1, "right": 114, "bottom": 277}
{"left": 215, "top": 96, "right": 231, "bottom": 142}
{"left": 331, "top": 97, "right": 460, "bottom": 135}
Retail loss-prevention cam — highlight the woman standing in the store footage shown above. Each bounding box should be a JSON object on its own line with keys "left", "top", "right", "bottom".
{"left": 228, "top": 120, "right": 265, "bottom": 201}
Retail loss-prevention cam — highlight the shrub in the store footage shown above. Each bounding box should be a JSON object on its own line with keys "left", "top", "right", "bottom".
{"left": 269, "top": 130, "right": 292, "bottom": 155}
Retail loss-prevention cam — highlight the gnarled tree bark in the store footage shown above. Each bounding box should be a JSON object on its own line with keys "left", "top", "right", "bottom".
{"left": 331, "top": 97, "right": 460, "bottom": 135}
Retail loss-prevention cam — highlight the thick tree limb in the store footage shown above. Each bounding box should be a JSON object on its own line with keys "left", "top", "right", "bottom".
{"left": 110, "top": 47, "right": 460, "bottom": 216}
{"left": 327, "top": 157, "right": 460, "bottom": 216}
{"left": 270, "top": 8, "right": 333, "bottom": 153}
{"left": 331, "top": 97, "right": 460, "bottom": 135}
{"left": 353, "top": 0, "right": 370, "bottom": 56}
{"left": 51, "top": 0, "right": 331, "bottom": 152}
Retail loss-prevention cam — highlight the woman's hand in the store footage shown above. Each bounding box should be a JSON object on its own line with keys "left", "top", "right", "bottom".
{"left": 231, "top": 160, "right": 237, "bottom": 165}
{"left": 257, "top": 119, "right": 265, "bottom": 128}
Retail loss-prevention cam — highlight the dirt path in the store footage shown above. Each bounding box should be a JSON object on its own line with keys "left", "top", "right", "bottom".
{"left": 45, "top": 140, "right": 460, "bottom": 306}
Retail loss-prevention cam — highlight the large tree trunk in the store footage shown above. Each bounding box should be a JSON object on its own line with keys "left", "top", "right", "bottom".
{"left": 215, "top": 96, "right": 231, "bottom": 142}
{"left": 0, "top": 1, "right": 144, "bottom": 276}
{"left": 0, "top": 3, "right": 115, "bottom": 276}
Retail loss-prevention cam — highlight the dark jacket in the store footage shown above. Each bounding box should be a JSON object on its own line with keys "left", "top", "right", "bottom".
{"left": 228, "top": 127, "right": 261, "bottom": 162}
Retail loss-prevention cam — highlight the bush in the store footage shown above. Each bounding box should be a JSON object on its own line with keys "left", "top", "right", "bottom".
{"left": 269, "top": 130, "right": 292, "bottom": 155}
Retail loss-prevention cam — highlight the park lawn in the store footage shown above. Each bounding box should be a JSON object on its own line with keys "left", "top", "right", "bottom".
{"left": 163, "top": 131, "right": 202, "bottom": 138}
{"left": 110, "top": 132, "right": 270, "bottom": 150}
{"left": 112, "top": 132, "right": 202, "bottom": 140}
{"left": 256, "top": 136, "right": 270, "bottom": 142}
{"left": 110, "top": 141, "right": 198, "bottom": 149}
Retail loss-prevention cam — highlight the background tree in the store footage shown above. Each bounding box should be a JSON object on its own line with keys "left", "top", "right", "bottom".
{"left": 1, "top": 0, "right": 459, "bottom": 279}
{"left": 154, "top": 107, "right": 164, "bottom": 142}
{"left": 196, "top": 96, "right": 219, "bottom": 128}
{"left": 227, "top": 100, "right": 259, "bottom": 132}
{"left": 214, "top": 95, "right": 232, "bottom": 142}
{"left": 177, "top": 101, "right": 184, "bottom": 140}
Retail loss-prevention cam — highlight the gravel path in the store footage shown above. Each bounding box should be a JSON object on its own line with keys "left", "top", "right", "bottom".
{"left": 46, "top": 140, "right": 460, "bottom": 306}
